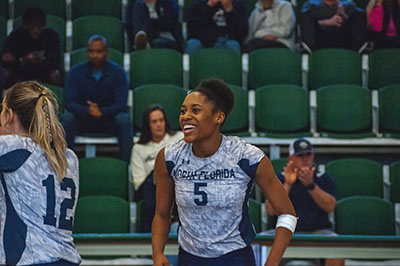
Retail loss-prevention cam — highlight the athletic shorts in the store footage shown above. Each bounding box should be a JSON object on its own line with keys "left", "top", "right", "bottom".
{"left": 178, "top": 245, "right": 256, "bottom": 266}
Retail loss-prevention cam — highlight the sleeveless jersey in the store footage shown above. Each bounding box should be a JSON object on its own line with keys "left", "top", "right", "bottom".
{"left": 164, "top": 135, "right": 265, "bottom": 258}
{"left": 0, "top": 135, "right": 81, "bottom": 265}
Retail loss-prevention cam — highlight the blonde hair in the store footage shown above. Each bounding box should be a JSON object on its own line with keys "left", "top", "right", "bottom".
{"left": 5, "top": 81, "right": 68, "bottom": 181}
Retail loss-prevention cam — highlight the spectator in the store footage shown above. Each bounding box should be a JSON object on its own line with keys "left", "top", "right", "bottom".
{"left": 0, "top": 7, "right": 61, "bottom": 89}
{"left": 186, "top": 0, "right": 249, "bottom": 54}
{"left": 130, "top": 104, "right": 183, "bottom": 232}
{"left": 244, "top": 0, "right": 296, "bottom": 52}
{"left": 124, "top": 0, "right": 183, "bottom": 52}
{"left": 299, "top": 0, "right": 367, "bottom": 51}
{"left": 264, "top": 138, "right": 344, "bottom": 266}
{"left": 367, "top": 0, "right": 400, "bottom": 49}
{"left": 62, "top": 35, "right": 133, "bottom": 162}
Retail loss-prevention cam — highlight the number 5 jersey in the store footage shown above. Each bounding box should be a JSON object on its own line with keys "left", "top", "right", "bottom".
{"left": 0, "top": 135, "right": 81, "bottom": 265}
{"left": 164, "top": 135, "right": 265, "bottom": 258}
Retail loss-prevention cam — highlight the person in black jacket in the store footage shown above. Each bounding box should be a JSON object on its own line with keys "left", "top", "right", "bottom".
{"left": 0, "top": 7, "right": 61, "bottom": 88}
{"left": 185, "top": 0, "right": 248, "bottom": 54}
{"left": 125, "top": 0, "right": 183, "bottom": 52}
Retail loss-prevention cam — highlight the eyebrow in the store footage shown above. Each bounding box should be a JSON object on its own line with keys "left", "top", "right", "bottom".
{"left": 181, "top": 104, "right": 202, "bottom": 108}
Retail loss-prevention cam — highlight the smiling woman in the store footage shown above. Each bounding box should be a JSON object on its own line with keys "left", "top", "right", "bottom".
{"left": 151, "top": 78, "right": 297, "bottom": 266}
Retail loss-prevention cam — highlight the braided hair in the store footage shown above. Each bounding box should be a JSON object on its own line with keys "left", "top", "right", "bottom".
{"left": 4, "top": 81, "right": 67, "bottom": 180}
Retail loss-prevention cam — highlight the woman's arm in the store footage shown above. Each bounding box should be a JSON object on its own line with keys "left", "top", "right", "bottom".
{"left": 151, "top": 148, "right": 174, "bottom": 266}
{"left": 255, "top": 157, "right": 296, "bottom": 266}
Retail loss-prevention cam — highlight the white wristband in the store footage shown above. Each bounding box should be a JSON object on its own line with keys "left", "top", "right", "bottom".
{"left": 276, "top": 214, "right": 297, "bottom": 233}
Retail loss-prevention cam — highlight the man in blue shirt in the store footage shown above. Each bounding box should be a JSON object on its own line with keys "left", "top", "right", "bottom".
{"left": 62, "top": 35, "right": 133, "bottom": 162}
{"left": 265, "top": 138, "right": 344, "bottom": 266}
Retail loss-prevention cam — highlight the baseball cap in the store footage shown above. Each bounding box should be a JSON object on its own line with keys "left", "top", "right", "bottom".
{"left": 289, "top": 138, "right": 314, "bottom": 156}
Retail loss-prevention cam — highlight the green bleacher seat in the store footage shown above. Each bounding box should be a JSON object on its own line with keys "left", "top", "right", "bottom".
{"left": 79, "top": 157, "right": 129, "bottom": 201}
{"left": 72, "top": 16, "right": 124, "bottom": 52}
{"left": 369, "top": 49, "right": 400, "bottom": 90}
{"left": 221, "top": 84, "right": 249, "bottom": 137}
{"left": 379, "top": 84, "right": 400, "bottom": 138}
{"left": 248, "top": 48, "right": 302, "bottom": 90}
{"left": 326, "top": 158, "right": 383, "bottom": 200}
{"left": 335, "top": 196, "right": 395, "bottom": 235}
{"left": 133, "top": 84, "right": 187, "bottom": 131}
{"left": 189, "top": 48, "right": 242, "bottom": 89}
{"left": 74, "top": 195, "right": 130, "bottom": 233}
{"left": 71, "top": 0, "right": 122, "bottom": 20}
{"left": 130, "top": 48, "right": 183, "bottom": 88}
{"left": 309, "top": 48, "right": 362, "bottom": 90}
{"left": 255, "top": 84, "right": 311, "bottom": 138}
{"left": 317, "top": 84, "right": 374, "bottom": 138}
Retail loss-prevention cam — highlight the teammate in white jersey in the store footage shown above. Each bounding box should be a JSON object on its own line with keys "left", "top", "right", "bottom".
{"left": 152, "top": 78, "right": 297, "bottom": 266}
{"left": 0, "top": 81, "right": 81, "bottom": 265}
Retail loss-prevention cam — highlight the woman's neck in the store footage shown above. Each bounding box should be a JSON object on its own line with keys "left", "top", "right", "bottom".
{"left": 192, "top": 133, "right": 223, "bottom": 158}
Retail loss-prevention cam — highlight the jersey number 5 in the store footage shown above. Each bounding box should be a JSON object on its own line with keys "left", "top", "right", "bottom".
{"left": 194, "top": 182, "right": 208, "bottom": 206}
{"left": 42, "top": 175, "right": 76, "bottom": 231}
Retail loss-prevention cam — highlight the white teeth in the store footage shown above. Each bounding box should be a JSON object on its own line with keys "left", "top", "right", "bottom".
{"left": 183, "top": 124, "right": 196, "bottom": 130}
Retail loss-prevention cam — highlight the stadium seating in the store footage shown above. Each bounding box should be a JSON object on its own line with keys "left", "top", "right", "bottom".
{"left": 71, "top": 0, "right": 122, "bottom": 20}
{"left": 255, "top": 84, "right": 311, "bottom": 138}
{"left": 78, "top": 157, "right": 129, "bottom": 201}
{"left": 130, "top": 48, "right": 183, "bottom": 88}
{"left": 69, "top": 47, "right": 124, "bottom": 68}
{"left": 189, "top": 48, "right": 242, "bottom": 89}
{"left": 42, "top": 83, "right": 64, "bottom": 117}
{"left": 14, "top": 0, "right": 66, "bottom": 19}
{"left": 72, "top": 16, "right": 124, "bottom": 52}
{"left": 248, "top": 48, "right": 302, "bottom": 90}
{"left": 74, "top": 195, "right": 130, "bottom": 233}
{"left": 221, "top": 84, "right": 249, "bottom": 137}
{"left": 390, "top": 161, "right": 400, "bottom": 204}
{"left": 308, "top": 48, "right": 362, "bottom": 90}
{"left": 369, "top": 49, "right": 400, "bottom": 90}
{"left": 271, "top": 158, "right": 289, "bottom": 175}
{"left": 133, "top": 84, "right": 187, "bottom": 131}
{"left": 379, "top": 84, "right": 400, "bottom": 138}
{"left": 249, "top": 198, "right": 261, "bottom": 233}
{"left": 335, "top": 196, "right": 395, "bottom": 235}
{"left": 326, "top": 158, "right": 383, "bottom": 200}
{"left": 316, "top": 84, "right": 374, "bottom": 138}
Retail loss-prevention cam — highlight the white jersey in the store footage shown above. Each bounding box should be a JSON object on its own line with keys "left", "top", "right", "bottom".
{"left": 0, "top": 135, "right": 81, "bottom": 265}
{"left": 164, "top": 135, "right": 265, "bottom": 258}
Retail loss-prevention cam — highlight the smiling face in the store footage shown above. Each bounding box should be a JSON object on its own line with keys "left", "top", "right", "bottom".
{"left": 179, "top": 92, "right": 224, "bottom": 144}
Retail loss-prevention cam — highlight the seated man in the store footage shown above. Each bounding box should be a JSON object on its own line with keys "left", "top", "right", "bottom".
{"left": 299, "top": 0, "right": 367, "bottom": 51}
{"left": 185, "top": 0, "right": 248, "bottom": 54}
{"left": 124, "top": 0, "right": 183, "bottom": 52}
{"left": 265, "top": 138, "right": 344, "bottom": 266}
{"left": 245, "top": 0, "right": 297, "bottom": 52}
{"left": 0, "top": 7, "right": 61, "bottom": 88}
{"left": 62, "top": 35, "right": 133, "bottom": 162}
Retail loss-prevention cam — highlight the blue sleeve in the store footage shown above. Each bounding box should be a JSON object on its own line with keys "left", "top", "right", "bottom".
{"left": 64, "top": 66, "right": 89, "bottom": 117}
{"left": 100, "top": 67, "right": 129, "bottom": 117}
{"left": 319, "top": 173, "right": 337, "bottom": 198}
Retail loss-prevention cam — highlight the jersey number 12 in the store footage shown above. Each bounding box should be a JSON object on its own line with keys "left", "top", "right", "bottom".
{"left": 42, "top": 175, "right": 76, "bottom": 231}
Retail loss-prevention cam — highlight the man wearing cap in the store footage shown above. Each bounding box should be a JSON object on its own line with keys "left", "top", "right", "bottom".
{"left": 265, "top": 138, "right": 344, "bottom": 266}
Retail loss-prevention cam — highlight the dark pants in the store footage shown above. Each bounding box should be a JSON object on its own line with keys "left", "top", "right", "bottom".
{"left": 129, "top": 2, "right": 182, "bottom": 52}
{"left": 178, "top": 246, "right": 256, "bottom": 266}
{"left": 300, "top": 9, "right": 367, "bottom": 51}
{"left": 368, "top": 31, "right": 400, "bottom": 49}
{"left": 61, "top": 111, "right": 133, "bottom": 162}
{"left": 136, "top": 171, "right": 156, "bottom": 233}
{"left": 244, "top": 38, "right": 288, "bottom": 53}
